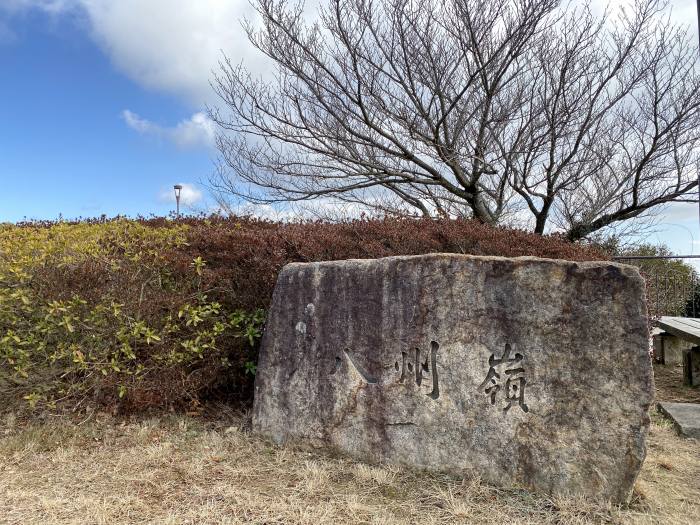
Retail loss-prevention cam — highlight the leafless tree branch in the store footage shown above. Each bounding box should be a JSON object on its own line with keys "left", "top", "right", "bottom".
{"left": 209, "top": 0, "right": 700, "bottom": 240}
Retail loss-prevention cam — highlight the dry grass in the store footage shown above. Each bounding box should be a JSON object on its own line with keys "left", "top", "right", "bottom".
{"left": 0, "top": 404, "right": 698, "bottom": 525}
{"left": 1, "top": 363, "right": 698, "bottom": 524}
{"left": 652, "top": 363, "right": 700, "bottom": 403}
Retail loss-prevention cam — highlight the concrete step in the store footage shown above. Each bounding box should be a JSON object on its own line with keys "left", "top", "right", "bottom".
{"left": 657, "top": 402, "right": 700, "bottom": 438}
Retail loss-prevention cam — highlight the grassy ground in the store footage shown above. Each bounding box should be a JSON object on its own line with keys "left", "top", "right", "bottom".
{"left": 0, "top": 366, "right": 698, "bottom": 524}
{"left": 652, "top": 363, "right": 700, "bottom": 403}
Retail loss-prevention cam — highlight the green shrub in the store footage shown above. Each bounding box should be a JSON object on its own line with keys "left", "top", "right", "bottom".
{"left": 0, "top": 220, "right": 263, "bottom": 412}
{"left": 598, "top": 240, "right": 698, "bottom": 318}
{"left": 0, "top": 216, "right": 605, "bottom": 413}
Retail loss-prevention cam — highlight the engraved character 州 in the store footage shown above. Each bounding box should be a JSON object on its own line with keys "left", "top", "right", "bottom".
{"left": 395, "top": 341, "right": 440, "bottom": 400}
{"left": 479, "top": 343, "right": 529, "bottom": 414}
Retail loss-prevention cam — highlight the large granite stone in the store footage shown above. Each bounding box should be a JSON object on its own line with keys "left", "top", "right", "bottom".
{"left": 252, "top": 254, "right": 653, "bottom": 503}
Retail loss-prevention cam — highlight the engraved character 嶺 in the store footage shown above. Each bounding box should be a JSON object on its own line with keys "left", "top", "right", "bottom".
{"left": 479, "top": 343, "right": 529, "bottom": 414}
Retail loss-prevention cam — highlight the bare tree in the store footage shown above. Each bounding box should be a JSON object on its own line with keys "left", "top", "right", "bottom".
{"left": 209, "top": 0, "right": 700, "bottom": 240}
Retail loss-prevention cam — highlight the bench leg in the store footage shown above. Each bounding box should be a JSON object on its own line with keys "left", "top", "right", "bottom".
{"left": 682, "top": 347, "right": 700, "bottom": 387}
{"left": 655, "top": 334, "right": 693, "bottom": 366}
{"left": 652, "top": 334, "right": 665, "bottom": 365}
{"left": 653, "top": 334, "right": 665, "bottom": 364}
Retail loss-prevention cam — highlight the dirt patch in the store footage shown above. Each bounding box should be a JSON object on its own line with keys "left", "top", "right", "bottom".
{"left": 653, "top": 364, "right": 700, "bottom": 404}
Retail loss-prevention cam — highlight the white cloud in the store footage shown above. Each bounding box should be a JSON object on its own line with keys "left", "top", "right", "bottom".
{"left": 0, "top": 0, "right": 79, "bottom": 43}
{"left": 226, "top": 199, "right": 370, "bottom": 222}
{"left": 121, "top": 109, "right": 155, "bottom": 134}
{"left": 0, "top": 0, "right": 76, "bottom": 14}
{"left": 234, "top": 203, "right": 299, "bottom": 221}
{"left": 0, "top": 0, "right": 303, "bottom": 104}
{"left": 657, "top": 202, "right": 700, "bottom": 223}
{"left": 159, "top": 183, "right": 203, "bottom": 207}
{"left": 170, "top": 112, "right": 216, "bottom": 149}
{"left": 78, "top": 0, "right": 261, "bottom": 105}
{"left": 122, "top": 109, "right": 215, "bottom": 149}
{"left": 4, "top": 1, "right": 696, "bottom": 106}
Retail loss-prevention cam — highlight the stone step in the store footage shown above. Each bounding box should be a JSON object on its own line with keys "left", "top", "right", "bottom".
{"left": 657, "top": 402, "right": 700, "bottom": 439}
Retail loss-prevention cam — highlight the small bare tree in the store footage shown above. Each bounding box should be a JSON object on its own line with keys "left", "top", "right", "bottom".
{"left": 209, "top": 0, "right": 700, "bottom": 240}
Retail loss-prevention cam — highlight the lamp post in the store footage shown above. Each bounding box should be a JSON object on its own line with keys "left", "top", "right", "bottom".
{"left": 697, "top": 0, "right": 700, "bottom": 231}
{"left": 174, "top": 184, "right": 183, "bottom": 218}
{"left": 697, "top": 0, "right": 700, "bottom": 51}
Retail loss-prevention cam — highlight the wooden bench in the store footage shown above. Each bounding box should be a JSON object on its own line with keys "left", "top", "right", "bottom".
{"left": 654, "top": 316, "right": 700, "bottom": 387}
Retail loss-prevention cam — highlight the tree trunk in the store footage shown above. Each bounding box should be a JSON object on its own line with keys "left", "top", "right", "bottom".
{"left": 566, "top": 223, "right": 594, "bottom": 242}
{"left": 533, "top": 200, "right": 553, "bottom": 235}
{"left": 471, "top": 192, "right": 497, "bottom": 225}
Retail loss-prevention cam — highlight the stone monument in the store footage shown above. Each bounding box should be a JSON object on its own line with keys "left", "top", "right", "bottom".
{"left": 253, "top": 254, "right": 653, "bottom": 503}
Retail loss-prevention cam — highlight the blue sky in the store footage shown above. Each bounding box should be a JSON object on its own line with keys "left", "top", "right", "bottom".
{"left": 1, "top": 0, "right": 700, "bottom": 261}
{"left": 0, "top": 13, "right": 209, "bottom": 219}
{"left": 0, "top": 1, "right": 242, "bottom": 220}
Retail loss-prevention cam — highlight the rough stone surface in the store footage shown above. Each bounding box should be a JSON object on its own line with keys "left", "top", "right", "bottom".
{"left": 657, "top": 402, "right": 700, "bottom": 439}
{"left": 253, "top": 254, "right": 653, "bottom": 503}
{"left": 654, "top": 333, "right": 693, "bottom": 366}
{"left": 683, "top": 348, "right": 700, "bottom": 386}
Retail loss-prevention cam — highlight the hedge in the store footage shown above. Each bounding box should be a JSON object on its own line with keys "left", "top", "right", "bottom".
{"left": 0, "top": 216, "right": 606, "bottom": 413}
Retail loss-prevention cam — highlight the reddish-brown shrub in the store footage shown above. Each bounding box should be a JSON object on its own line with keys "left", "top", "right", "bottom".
{"left": 174, "top": 216, "right": 607, "bottom": 311}
{"left": 1, "top": 216, "right": 606, "bottom": 413}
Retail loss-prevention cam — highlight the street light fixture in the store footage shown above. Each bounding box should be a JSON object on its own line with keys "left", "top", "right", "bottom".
{"left": 697, "top": 0, "right": 700, "bottom": 230}
{"left": 174, "top": 184, "right": 183, "bottom": 218}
